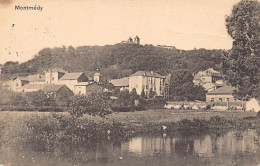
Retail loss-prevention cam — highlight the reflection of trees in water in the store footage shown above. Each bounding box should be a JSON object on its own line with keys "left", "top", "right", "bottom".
{"left": 0, "top": 129, "right": 260, "bottom": 166}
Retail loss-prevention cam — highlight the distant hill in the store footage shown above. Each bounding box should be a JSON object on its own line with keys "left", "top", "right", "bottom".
{"left": 0, "top": 43, "right": 223, "bottom": 79}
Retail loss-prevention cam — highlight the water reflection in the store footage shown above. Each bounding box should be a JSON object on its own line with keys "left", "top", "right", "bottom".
{"left": 0, "top": 130, "right": 260, "bottom": 166}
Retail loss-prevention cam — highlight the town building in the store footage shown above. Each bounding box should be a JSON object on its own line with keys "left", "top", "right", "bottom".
{"left": 193, "top": 68, "right": 223, "bottom": 85}
{"left": 93, "top": 70, "right": 101, "bottom": 83}
{"left": 26, "top": 74, "right": 45, "bottom": 84}
{"left": 109, "top": 77, "right": 129, "bottom": 91}
{"left": 11, "top": 76, "right": 30, "bottom": 91}
{"left": 45, "top": 68, "right": 67, "bottom": 84}
{"left": 11, "top": 74, "right": 45, "bottom": 92}
{"left": 206, "top": 85, "right": 238, "bottom": 103}
{"left": 57, "top": 72, "right": 89, "bottom": 92}
{"left": 42, "top": 84, "right": 73, "bottom": 98}
{"left": 193, "top": 68, "right": 224, "bottom": 91}
{"left": 74, "top": 82, "right": 104, "bottom": 96}
{"left": 129, "top": 71, "right": 166, "bottom": 97}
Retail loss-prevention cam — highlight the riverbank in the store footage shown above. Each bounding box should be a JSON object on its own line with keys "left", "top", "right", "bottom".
{"left": 0, "top": 110, "right": 259, "bottom": 149}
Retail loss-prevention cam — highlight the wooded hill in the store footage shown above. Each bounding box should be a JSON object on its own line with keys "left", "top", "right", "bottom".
{"left": 1, "top": 43, "right": 223, "bottom": 79}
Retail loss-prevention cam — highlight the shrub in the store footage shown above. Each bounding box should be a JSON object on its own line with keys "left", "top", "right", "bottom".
{"left": 205, "top": 105, "right": 211, "bottom": 110}
{"left": 68, "top": 91, "right": 112, "bottom": 118}
{"left": 111, "top": 106, "right": 133, "bottom": 112}
{"left": 134, "top": 105, "right": 145, "bottom": 111}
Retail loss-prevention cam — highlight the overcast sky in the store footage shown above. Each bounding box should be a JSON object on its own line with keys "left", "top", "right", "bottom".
{"left": 0, "top": 0, "right": 240, "bottom": 64}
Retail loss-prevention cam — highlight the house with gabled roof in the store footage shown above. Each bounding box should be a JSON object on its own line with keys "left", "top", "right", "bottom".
{"left": 206, "top": 85, "right": 238, "bottom": 103}
{"left": 10, "top": 73, "right": 45, "bottom": 92}
{"left": 129, "top": 71, "right": 166, "bottom": 98}
{"left": 109, "top": 77, "right": 129, "bottom": 91}
{"left": 42, "top": 84, "right": 73, "bottom": 98}
{"left": 193, "top": 68, "right": 223, "bottom": 86}
{"left": 11, "top": 76, "right": 30, "bottom": 91}
{"left": 57, "top": 72, "right": 89, "bottom": 93}
{"left": 26, "top": 74, "right": 45, "bottom": 84}
{"left": 74, "top": 82, "right": 104, "bottom": 96}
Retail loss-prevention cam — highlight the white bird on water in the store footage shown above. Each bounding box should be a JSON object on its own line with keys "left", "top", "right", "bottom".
{"left": 162, "top": 125, "right": 167, "bottom": 130}
{"left": 119, "top": 156, "right": 123, "bottom": 160}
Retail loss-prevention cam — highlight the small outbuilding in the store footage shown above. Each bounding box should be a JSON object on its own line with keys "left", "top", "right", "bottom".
{"left": 246, "top": 98, "right": 260, "bottom": 112}
{"left": 42, "top": 84, "right": 74, "bottom": 98}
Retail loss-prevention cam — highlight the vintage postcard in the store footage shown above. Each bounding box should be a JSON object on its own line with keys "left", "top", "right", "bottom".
{"left": 0, "top": 0, "right": 260, "bottom": 165}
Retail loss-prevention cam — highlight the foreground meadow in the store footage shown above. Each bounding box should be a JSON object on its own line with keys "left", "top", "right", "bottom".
{"left": 106, "top": 109, "right": 258, "bottom": 124}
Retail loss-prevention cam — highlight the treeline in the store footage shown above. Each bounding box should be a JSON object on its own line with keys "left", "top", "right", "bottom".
{"left": 1, "top": 44, "right": 223, "bottom": 79}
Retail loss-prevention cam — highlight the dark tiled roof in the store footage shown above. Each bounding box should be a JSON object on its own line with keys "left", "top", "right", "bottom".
{"left": 59, "top": 72, "right": 84, "bottom": 80}
{"left": 207, "top": 85, "right": 236, "bottom": 95}
{"left": 110, "top": 77, "right": 129, "bottom": 87}
{"left": 130, "top": 71, "right": 165, "bottom": 78}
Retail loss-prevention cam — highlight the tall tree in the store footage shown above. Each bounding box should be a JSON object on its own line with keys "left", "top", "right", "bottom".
{"left": 169, "top": 69, "right": 206, "bottom": 101}
{"left": 224, "top": 0, "right": 260, "bottom": 100}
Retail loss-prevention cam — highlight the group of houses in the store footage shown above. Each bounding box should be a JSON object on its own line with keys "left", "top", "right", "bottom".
{"left": 3, "top": 68, "right": 169, "bottom": 100}
{"left": 6, "top": 68, "right": 104, "bottom": 97}
{"left": 1, "top": 66, "right": 260, "bottom": 112}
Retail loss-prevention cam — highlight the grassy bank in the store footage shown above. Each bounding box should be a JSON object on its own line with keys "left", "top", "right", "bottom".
{"left": 106, "top": 109, "right": 258, "bottom": 124}
{"left": 0, "top": 110, "right": 259, "bottom": 151}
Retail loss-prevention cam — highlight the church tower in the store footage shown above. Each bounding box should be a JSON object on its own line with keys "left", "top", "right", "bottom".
{"left": 94, "top": 69, "right": 101, "bottom": 83}
{"left": 134, "top": 36, "right": 140, "bottom": 44}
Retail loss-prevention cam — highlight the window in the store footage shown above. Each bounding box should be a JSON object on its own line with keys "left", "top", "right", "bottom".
{"left": 210, "top": 98, "right": 214, "bottom": 102}
{"left": 219, "top": 98, "right": 222, "bottom": 102}
{"left": 52, "top": 77, "right": 55, "bottom": 81}
{"left": 226, "top": 98, "right": 230, "bottom": 102}
{"left": 16, "top": 83, "right": 18, "bottom": 87}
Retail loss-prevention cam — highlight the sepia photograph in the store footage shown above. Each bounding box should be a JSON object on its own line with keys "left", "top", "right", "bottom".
{"left": 0, "top": 0, "right": 260, "bottom": 165}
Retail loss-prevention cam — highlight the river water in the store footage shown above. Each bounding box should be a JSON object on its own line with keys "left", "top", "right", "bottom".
{"left": 0, "top": 129, "right": 259, "bottom": 166}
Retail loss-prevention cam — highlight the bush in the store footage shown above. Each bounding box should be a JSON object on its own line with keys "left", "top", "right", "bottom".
{"left": 134, "top": 105, "right": 145, "bottom": 111}
{"left": 205, "top": 104, "right": 211, "bottom": 110}
{"left": 111, "top": 106, "right": 133, "bottom": 112}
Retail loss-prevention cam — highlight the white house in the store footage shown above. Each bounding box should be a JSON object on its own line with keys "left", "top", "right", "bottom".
{"left": 246, "top": 98, "right": 260, "bottom": 112}
{"left": 193, "top": 68, "right": 223, "bottom": 86}
{"left": 57, "top": 72, "right": 89, "bottom": 93}
{"left": 129, "top": 71, "right": 166, "bottom": 97}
